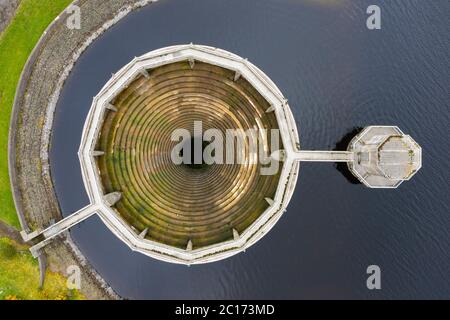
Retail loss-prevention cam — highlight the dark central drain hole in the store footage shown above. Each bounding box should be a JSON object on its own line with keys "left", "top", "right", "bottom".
{"left": 179, "top": 137, "right": 211, "bottom": 169}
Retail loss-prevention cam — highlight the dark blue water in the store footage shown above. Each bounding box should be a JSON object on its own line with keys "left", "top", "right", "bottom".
{"left": 50, "top": 0, "right": 450, "bottom": 299}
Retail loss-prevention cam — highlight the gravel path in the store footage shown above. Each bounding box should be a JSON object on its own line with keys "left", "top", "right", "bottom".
{"left": 0, "top": 0, "right": 20, "bottom": 34}
{"left": 0, "top": 220, "right": 24, "bottom": 244}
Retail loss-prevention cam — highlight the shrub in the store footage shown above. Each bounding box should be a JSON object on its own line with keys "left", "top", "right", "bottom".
{"left": 0, "top": 241, "right": 17, "bottom": 258}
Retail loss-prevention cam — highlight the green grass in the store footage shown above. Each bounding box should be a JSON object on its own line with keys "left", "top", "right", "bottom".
{"left": 0, "top": 0, "right": 72, "bottom": 228}
{"left": 0, "top": 237, "right": 84, "bottom": 300}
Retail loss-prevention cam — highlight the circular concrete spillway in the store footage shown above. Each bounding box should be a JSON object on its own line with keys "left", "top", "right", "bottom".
{"left": 96, "top": 61, "right": 282, "bottom": 249}
{"left": 76, "top": 44, "right": 300, "bottom": 264}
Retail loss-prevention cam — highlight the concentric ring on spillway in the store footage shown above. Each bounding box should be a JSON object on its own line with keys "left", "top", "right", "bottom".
{"left": 79, "top": 45, "right": 300, "bottom": 264}
{"left": 97, "top": 61, "right": 281, "bottom": 249}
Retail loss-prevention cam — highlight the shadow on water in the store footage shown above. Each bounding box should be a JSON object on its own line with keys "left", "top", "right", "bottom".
{"left": 333, "top": 127, "right": 363, "bottom": 185}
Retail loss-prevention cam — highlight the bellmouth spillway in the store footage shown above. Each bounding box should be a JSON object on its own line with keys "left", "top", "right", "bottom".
{"left": 21, "top": 44, "right": 422, "bottom": 265}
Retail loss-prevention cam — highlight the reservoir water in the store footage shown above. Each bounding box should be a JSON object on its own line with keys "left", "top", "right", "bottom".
{"left": 50, "top": 0, "right": 450, "bottom": 299}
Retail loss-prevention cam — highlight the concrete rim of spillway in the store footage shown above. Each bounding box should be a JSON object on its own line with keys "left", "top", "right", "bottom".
{"left": 78, "top": 44, "right": 301, "bottom": 264}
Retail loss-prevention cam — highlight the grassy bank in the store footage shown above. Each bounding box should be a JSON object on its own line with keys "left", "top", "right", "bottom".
{"left": 0, "top": 237, "right": 84, "bottom": 300}
{"left": 0, "top": 0, "right": 72, "bottom": 228}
